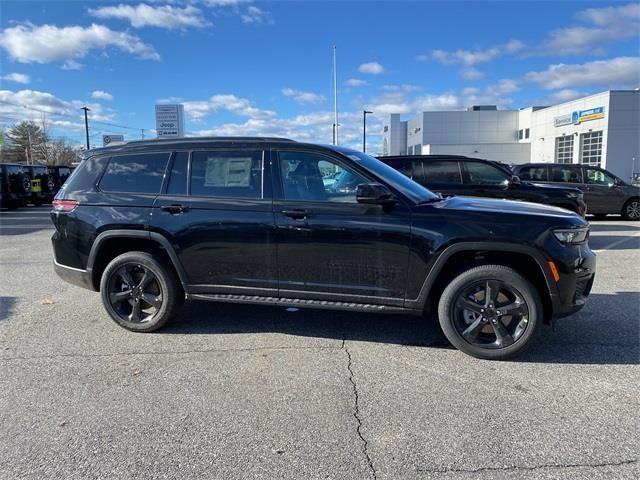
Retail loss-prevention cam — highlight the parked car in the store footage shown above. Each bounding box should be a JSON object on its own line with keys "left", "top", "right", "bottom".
{"left": 513, "top": 163, "right": 640, "bottom": 220}
{"left": 47, "top": 165, "right": 73, "bottom": 193}
{"left": 51, "top": 137, "right": 595, "bottom": 360}
{"left": 0, "top": 163, "right": 32, "bottom": 209}
{"left": 378, "top": 155, "right": 587, "bottom": 216}
{"left": 22, "top": 164, "right": 55, "bottom": 206}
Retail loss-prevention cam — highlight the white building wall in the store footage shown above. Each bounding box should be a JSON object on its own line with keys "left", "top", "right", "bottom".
{"left": 420, "top": 110, "right": 519, "bottom": 145}
{"left": 529, "top": 91, "right": 610, "bottom": 164}
{"left": 606, "top": 91, "right": 640, "bottom": 180}
{"left": 426, "top": 143, "right": 531, "bottom": 164}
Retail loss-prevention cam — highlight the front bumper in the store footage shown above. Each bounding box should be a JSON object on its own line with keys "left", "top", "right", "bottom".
{"left": 550, "top": 247, "right": 596, "bottom": 318}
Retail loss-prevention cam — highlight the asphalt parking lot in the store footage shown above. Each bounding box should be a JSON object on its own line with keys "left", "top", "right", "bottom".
{"left": 0, "top": 206, "right": 638, "bottom": 480}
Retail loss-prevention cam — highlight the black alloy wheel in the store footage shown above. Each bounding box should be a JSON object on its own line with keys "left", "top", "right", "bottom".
{"left": 438, "top": 265, "right": 542, "bottom": 360}
{"left": 453, "top": 280, "right": 529, "bottom": 349}
{"left": 622, "top": 199, "right": 640, "bottom": 221}
{"left": 100, "top": 251, "right": 182, "bottom": 332}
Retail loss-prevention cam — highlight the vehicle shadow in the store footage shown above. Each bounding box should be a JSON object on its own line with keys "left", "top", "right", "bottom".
{"left": 589, "top": 235, "right": 640, "bottom": 250}
{"left": 0, "top": 297, "right": 17, "bottom": 321}
{"left": 588, "top": 223, "right": 639, "bottom": 232}
{"left": 162, "top": 292, "right": 639, "bottom": 365}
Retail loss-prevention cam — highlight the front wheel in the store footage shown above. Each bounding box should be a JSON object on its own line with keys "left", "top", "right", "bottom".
{"left": 622, "top": 199, "right": 640, "bottom": 221}
{"left": 438, "top": 265, "right": 542, "bottom": 360}
{"left": 100, "top": 251, "right": 183, "bottom": 332}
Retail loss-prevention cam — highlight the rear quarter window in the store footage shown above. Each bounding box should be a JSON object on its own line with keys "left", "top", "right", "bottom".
{"left": 61, "top": 156, "right": 110, "bottom": 193}
{"left": 100, "top": 153, "right": 170, "bottom": 194}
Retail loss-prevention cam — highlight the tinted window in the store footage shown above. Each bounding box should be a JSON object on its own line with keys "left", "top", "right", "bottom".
{"left": 100, "top": 153, "right": 169, "bottom": 194}
{"left": 550, "top": 166, "right": 582, "bottom": 183}
{"left": 385, "top": 159, "right": 413, "bottom": 178}
{"left": 585, "top": 167, "right": 616, "bottom": 185}
{"left": 464, "top": 162, "right": 510, "bottom": 186}
{"left": 190, "top": 150, "right": 262, "bottom": 198}
{"left": 279, "top": 151, "right": 368, "bottom": 203}
{"left": 420, "top": 161, "right": 462, "bottom": 184}
{"left": 166, "top": 152, "right": 189, "bottom": 195}
{"left": 518, "top": 166, "right": 548, "bottom": 181}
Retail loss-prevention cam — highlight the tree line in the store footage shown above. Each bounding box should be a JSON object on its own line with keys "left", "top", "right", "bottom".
{"left": 0, "top": 121, "right": 82, "bottom": 165}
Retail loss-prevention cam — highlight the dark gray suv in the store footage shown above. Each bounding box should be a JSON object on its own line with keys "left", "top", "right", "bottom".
{"left": 513, "top": 163, "right": 640, "bottom": 220}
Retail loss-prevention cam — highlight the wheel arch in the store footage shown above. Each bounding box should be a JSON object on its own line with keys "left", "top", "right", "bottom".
{"left": 409, "top": 242, "right": 556, "bottom": 324}
{"left": 88, "top": 230, "right": 188, "bottom": 291}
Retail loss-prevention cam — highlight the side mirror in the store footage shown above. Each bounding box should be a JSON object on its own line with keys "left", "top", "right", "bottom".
{"left": 510, "top": 175, "right": 522, "bottom": 185}
{"left": 356, "top": 183, "right": 395, "bottom": 205}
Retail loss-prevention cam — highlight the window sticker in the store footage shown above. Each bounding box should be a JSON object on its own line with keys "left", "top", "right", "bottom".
{"left": 204, "top": 157, "right": 252, "bottom": 187}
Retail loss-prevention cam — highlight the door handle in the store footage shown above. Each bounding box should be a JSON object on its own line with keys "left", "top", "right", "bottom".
{"left": 282, "top": 209, "right": 309, "bottom": 220}
{"left": 161, "top": 204, "right": 188, "bottom": 214}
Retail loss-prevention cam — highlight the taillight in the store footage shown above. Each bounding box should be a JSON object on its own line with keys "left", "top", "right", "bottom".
{"left": 52, "top": 199, "right": 78, "bottom": 213}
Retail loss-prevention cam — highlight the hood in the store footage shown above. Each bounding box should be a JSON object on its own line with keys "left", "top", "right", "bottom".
{"left": 426, "top": 195, "right": 584, "bottom": 221}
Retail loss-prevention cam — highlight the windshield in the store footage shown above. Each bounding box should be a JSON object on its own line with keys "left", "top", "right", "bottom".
{"left": 341, "top": 150, "right": 440, "bottom": 203}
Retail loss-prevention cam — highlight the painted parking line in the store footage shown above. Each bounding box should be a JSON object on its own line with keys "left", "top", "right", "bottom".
{"left": 592, "top": 234, "right": 640, "bottom": 252}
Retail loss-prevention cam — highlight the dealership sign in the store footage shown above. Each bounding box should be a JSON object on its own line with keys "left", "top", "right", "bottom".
{"left": 555, "top": 106, "right": 605, "bottom": 127}
{"left": 103, "top": 134, "right": 125, "bottom": 146}
{"left": 155, "top": 104, "right": 185, "bottom": 138}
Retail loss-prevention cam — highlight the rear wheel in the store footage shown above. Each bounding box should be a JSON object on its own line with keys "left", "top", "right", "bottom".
{"left": 622, "top": 199, "right": 640, "bottom": 221}
{"left": 438, "top": 265, "right": 542, "bottom": 360}
{"left": 100, "top": 251, "right": 183, "bottom": 332}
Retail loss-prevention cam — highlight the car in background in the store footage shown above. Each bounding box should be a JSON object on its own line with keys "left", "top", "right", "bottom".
{"left": 378, "top": 155, "right": 587, "bottom": 216}
{"left": 23, "top": 165, "right": 56, "bottom": 206}
{"left": 0, "top": 163, "right": 32, "bottom": 209}
{"left": 47, "top": 165, "right": 73, "bottom": 192}
{"left": 513, "top": 163, "right": 640, "bottom": 220}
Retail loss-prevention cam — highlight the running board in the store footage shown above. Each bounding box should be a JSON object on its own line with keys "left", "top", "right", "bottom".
{"left": 187, "top": 293, "right": 420, "bottom": 315}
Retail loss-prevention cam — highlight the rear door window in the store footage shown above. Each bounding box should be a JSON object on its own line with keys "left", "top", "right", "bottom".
{"left": 420, "top": 161, "right": 463, "bottom": 185}
{"left": 518, "top": 166, "right": 548, "bottom": 181}
{"left": 550, "top": 166, "right": 582, "bottom": 184}
{"left": 190, "top": 150, "right": 263, "bottom": 198}
{"left": 100, "top": 152, "right": 169, "bottom": 194}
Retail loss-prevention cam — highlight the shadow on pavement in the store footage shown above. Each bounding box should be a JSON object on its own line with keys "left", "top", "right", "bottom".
{"left": 589, "top": 223, "right": 639, "bottom": 233}
{"left": 589, "top": 235, "right": 640, "bottom": 250}
{"left": 0, "top": 297, "right": 17, "bottom": 321}
{"left": 161, "top": 291, "right": 639, "bottom": 365}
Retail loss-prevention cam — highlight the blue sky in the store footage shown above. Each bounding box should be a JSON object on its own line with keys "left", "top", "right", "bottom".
{"left": 1, "top": 0, "right": 639, "bottom": 153}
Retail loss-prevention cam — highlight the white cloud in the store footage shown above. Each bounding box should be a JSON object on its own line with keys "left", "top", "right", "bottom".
{"left": 89, "top": 3, "right": 209, "bottom": 29}
{"left": 381, "top": 84, "right": 422, "bottom": 93}
{"left": 422, "top": 39, "right": 524, "bottom": 66}
{"left": 537, "top": 3, "right": 639, "bottom": 55}
{"left": 344, "top": 78, "right": 369, "bottom": 87}
{"left": 281, "top": 88, "right": 325, "bottom": 105}
{"left": 0, "top": 23, "right": 160, "bottom": 65}
{"left": 91, "top": 90, "right": 114, "bottom": 101}
{"left": 358, "top": 62, "right": 385, "bottom": 75}
{"left": 459, "top": 67, "right": 484, "bottom": 80}
{"left": 544, "top": 89, "right": 589, "bottom": 104}
{"left": 240, "top": 6, "right": 272, "bottom": 24}
{"left": 1, "top": 73, "right": 30, "bottom": 84}
{"left": 523, "top": 57, "right": 640, "bottom": 90}
{"left": 182, "top": 94, "right": 276, "bottom": 122}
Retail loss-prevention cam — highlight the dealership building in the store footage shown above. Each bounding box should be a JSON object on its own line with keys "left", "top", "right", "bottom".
{"left": 381, "top": 90, "right": 640, "bottom": 180}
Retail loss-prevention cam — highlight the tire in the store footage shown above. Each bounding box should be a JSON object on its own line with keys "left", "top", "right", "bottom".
{"left": 621, "top": 199, "right": 640, "bottom": 221}
{"left": 437, "top": 265, "right": 542, "bottom": 360}
{"left": 100, "top": 251, "right": 183, "bottom": 332}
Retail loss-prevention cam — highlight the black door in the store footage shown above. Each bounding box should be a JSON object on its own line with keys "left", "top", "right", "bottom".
{"left": 150, "top": 149, "right": 278, "bottom": 295}
{"left": 273, "top": 149, "right": 412, "bottom": 305}
{"left": 582, "top": 166, "right": 626, "bottom": 214}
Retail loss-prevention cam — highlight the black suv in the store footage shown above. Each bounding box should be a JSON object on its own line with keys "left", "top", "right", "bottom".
{"left": 0, "top": 163, "right": 31, "bottom": 209}
{"left": 379, "top": 155, "right": 587, "bottom": 216}
{"left": 513, "top": 163, "right": 640, "bottom": 220}
{"left": 51, "top": 138, "right": 595, "bottom": 360}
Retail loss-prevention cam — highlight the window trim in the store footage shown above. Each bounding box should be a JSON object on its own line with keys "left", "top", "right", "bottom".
{"left": 97, "top": 151, "right": 171, "bottom": 195}
{"left": 273, "top": 149, "right": 375, "bottom": 205}
{"left": 187, "top": 148, "right": 266, "bottom": 200}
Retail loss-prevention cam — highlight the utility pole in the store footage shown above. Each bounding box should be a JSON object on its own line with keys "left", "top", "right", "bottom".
{"left": 141, "top": 128, "right": 145, "bottom": 140}
{"left": 363, "top": 110, "right": 373, "bottom": 152}
{"left": 332, "top": 45, "right": 338, "bottom": 145}
{"left": 81, "top": 106, "right": 90, "bottom": 150}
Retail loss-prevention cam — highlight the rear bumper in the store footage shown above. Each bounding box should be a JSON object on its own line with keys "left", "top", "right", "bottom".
{"left": 53, "top": 259, "right": 95, "bottom": 291}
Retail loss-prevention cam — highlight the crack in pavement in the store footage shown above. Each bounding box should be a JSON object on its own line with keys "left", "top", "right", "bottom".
{"left": 416, "top": 458, "right": 638, "bottom": 475}
{"left": 0, "top": 343, "right": 343, "bottom": 362}
{"left": 343, "top": 339, "right": 377, "bottom": 480}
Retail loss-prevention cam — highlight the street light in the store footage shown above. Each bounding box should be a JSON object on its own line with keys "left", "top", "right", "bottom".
{"left": 363, "top": 110, "right": 373, "bottom": 152}
{"left": 81, "top": 107, "right": 90, "bottom": 150}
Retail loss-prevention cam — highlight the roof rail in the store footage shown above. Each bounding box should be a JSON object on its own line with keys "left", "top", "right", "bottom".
{"left": 121, "top": 136, "right": 295, "bottom": 147}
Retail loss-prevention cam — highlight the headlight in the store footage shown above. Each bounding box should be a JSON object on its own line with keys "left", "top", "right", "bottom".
{"left": 553, "top": 227, "right": 588, "bottom": 244}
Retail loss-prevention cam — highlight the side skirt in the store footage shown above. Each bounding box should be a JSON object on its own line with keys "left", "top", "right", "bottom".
{"left": 187, "top": 293, "right": 422, "bottom": 315}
